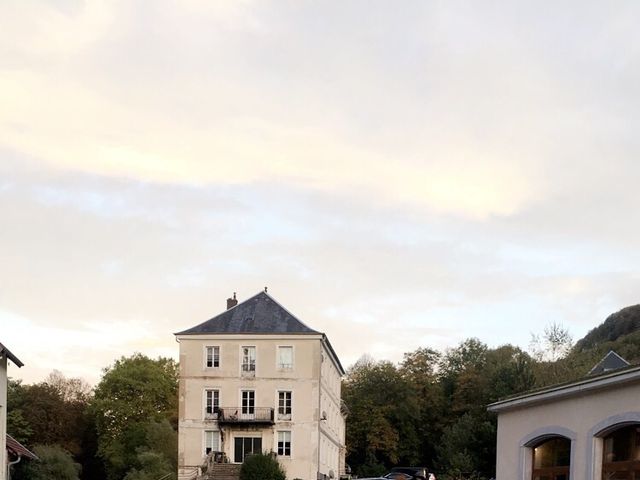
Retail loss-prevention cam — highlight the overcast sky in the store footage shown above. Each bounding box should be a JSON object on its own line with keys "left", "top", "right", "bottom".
{"left": 2, "top": 0, "right": 640, "bottom": 385}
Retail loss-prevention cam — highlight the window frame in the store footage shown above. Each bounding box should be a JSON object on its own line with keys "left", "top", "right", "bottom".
{"left": 531, "top": 436, "right": 571, "bottom": 480}
{"left": 204, "top": 388, "right": 220, "bottom": 419}
{"left": 234, "top": 435, "right": 262, "bottom": 463}
{"left": 204, "top": 345, "right": 220, "bottom": 369}
{"left": 602, "top": 424, "right": 640, "bottom": 480}
{"left": 204, "top": 429, "right": 220, "bottom": 456}
{"left": 277, "top": 430, "right": 292, "bottom": 457}
{"left": 240, "top": 345, "right": 256, "bottom": 376}
{"left": 277, "top": 345, "right": 294, "bottom": 371}
{"left": 241, "top": 389, "right": 255, "bottom": 417}
{"left": 277, "top": 390, "right": 293, "bottom": 421}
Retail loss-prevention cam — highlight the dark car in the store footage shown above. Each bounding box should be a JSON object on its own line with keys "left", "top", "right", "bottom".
{"left": 359, "top": 474, "right": 411, "bottom": 480}
{"left": 383, "top": 473, "right": 413, "bottom": 480}
{"left": 386, "top": 467, "right": 431, "bottom": 480}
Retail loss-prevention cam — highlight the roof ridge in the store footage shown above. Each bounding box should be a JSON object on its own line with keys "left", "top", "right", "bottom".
{"left": 174, "top": 290, "right": 321, "bottom": 335}
{"left": 261, "top": 290, "right": 322, "bottom": 335}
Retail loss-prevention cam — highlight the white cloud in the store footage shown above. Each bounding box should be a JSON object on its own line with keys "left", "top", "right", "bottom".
{"left": 2, "top": 0, "right": 640, "bottom": 383}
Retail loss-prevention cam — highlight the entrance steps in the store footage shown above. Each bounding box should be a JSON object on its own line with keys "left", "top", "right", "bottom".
{"left": 205, "top": 463, "right": 241, "bottom": 480}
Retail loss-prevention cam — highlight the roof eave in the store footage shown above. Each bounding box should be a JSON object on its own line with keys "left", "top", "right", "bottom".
{"left": 488, "top": 364, "right": 640, "bottom": 413}
{"left": 175, "top": 331, "right": 323, "bottom": 337}
{"left": 6, "top": 435, "right": 38, "bottom": 460}
{"left": 322, "top": 334, "right": 346, "bottom": 376}
{"left": 0, "top": 343, "right": 23, "bottom": 368}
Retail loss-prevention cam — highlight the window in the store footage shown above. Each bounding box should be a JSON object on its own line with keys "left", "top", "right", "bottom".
{"left": 205, "top": 430, "right": 219, "bottom": 455}
{"left": 205, "top": 346, "right": 220, "bottom": 368}
{"left": 241, "top": 390, "right": 255, "bottom": 417}
{"left": 234, "top": 436, "right": 262, "bottom": 463}
{"left": 278, "top": 346, "right": 293, "bottom": 370}
{"left": 278, "top": 391, "right": 292, "bottom": 420}
{"left": 603, "top": 425, "right": 640, "bottom": 479}
{"left": 241, "top": 346, "right": 256, "bottom": 375}
{"left": 532, "top": 437, "right": 570, "bottom": 480}
{"left": 277, "top": 431, "right": 291, "bottom": 457}
{"left": 205, "top": 389, "right": 219, "bottom": 418}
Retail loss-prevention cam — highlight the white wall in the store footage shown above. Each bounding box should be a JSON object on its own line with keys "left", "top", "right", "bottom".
{"left": 177, "top": 334, "right": 326, "bottom": 480}
{"left": 495, "top": 381, "right": 640, "bottom": 480}
{"left": 319, "top": 342, "right": 346, "bottom": 479}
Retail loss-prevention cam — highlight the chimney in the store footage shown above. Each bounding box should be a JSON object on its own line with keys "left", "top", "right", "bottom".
{"left": 226, "top": 292, "right": 238, "bottom": 310}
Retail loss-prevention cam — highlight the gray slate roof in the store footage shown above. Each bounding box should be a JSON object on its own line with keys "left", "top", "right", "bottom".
{"left": 175, "top": 291, "right": 321, "bottom": 335}
{"left": 587, "top": 350, "right": 630, "bottom": 376}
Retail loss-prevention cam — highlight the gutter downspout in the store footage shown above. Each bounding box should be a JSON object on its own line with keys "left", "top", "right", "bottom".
{"left": 7, "top": 455, "right": 22, "bottom": 480}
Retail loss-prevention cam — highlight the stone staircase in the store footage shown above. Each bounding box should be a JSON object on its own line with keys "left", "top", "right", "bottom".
{"left": 205, "top": 463, "right": 241, "bottom": 480}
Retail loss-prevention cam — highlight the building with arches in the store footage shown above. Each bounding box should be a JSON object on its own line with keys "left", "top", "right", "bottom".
{"left": 488, "top": 351, "right": 640, "bottom": 480}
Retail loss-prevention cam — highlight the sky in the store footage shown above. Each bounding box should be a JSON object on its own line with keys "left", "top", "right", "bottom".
{"left": 2, "top": 0, "right": 640, "bottom": 385}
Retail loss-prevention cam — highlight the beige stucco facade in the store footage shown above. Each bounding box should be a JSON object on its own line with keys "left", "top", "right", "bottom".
{"left": 177, "top": 332, "right": 345, "bottom": 480}
{"left": 489, "top": 366, "right": 640, "bottom": 480}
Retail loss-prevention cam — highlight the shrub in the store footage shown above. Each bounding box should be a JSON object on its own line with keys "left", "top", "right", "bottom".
{"left": 13, "top": 444, "right": 81, "bottom": 480}
{"left": 240, "top": 452, "right": 286, "bottom": 480}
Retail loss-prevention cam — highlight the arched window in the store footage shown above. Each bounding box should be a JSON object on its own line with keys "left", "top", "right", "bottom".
{"left": 532, "top": 436, "right": 571, "bottom": 480}
{"left": 602, "top": 424, "right": 640, "bottom": 479}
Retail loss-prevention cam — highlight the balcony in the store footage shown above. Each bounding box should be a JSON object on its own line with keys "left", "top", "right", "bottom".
{"left": 217, "top": 407, "right": 274, "bottom": 425}
{"left": 241, "top": 363, "right": 256, "bottom": 378}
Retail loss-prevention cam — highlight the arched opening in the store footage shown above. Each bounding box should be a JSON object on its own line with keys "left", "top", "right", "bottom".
{"left": 531, "top": 436, "right": 571, "bottom": 480}
{"left": 602, "top": 424, "right": 640, "bottom": 479}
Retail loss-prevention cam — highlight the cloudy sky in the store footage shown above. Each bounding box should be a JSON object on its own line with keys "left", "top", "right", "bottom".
{"left": 2, "top": 0, "right": 640, "bottom": 385}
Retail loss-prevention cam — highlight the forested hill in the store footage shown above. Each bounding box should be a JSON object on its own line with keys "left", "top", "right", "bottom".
{"left": 574, "top": 304, "right": 640, "bottom": 352}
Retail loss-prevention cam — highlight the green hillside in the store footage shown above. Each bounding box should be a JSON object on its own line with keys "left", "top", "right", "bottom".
{"left": 539, "top": 304, "right": 640, "bottom": 386}
{"left": 575, "top": 304, "right": 640, "bottom": 352}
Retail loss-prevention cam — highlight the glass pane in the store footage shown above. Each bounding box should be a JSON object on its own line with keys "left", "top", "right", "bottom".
{"left": 534, "top": 438, "right": 571, "bottom": 468}
{"left": 279, "top": 347, "right": 293, "bottom": 367}
{"left": 254, "top": 438, "right": 262, "bottom": 454}
{"left": 606, "top": 427, "right": 633, "bottom": 462}
{"left": 234, "top": 438, "right": 243, "bottom": 463}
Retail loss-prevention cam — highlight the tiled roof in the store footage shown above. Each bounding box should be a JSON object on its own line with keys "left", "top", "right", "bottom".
{"left": 6, "top": 434, "right": 38, "bottom": 460}
{"left": 588, "top": 350, "right": 630, "bottom": 376}
{"left": 175, "top": 291, "right": 321, "bottom": 335}
{"left": 0, "top": 342, "right": 23, "bottom": 367}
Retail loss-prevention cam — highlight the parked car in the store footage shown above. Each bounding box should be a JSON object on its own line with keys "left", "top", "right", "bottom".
{"left": 386, "top": 466, "right": 433, "bottom": 480}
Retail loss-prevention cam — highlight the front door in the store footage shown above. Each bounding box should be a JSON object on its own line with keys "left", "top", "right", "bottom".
{"left": 234, "top": 436, "right": 262, "bottom": 463}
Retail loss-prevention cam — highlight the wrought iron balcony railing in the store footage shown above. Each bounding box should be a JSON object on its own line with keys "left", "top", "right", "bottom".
{"left": 217, "top": 407, "right": 274, "bottom": 425}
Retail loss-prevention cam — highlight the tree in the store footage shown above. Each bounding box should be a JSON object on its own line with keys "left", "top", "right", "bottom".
{"left": 240, "top": 453, "right": 286, "bottom": 480}
{"left": 45, "top": 370, "right": 92, "bottom": 402}
{"left": 530, "top": 322, "right": 574, "bottom": 385}
{"left": 437, "top": 412, "right": 496, "bottom": 479}
{"left": 399, "top": 348, "right": 444, "bottom": 469}
{"left": 6, "top": 410, "right": 32, "bottom": 445}
{"left": 343, "top": 359, "right": 420, "bottom": 475}
{"left": 529, "top": 322, "right": 573, "bottom": 362}
{"left": 92, "top": 354, "right": 178, "bottom": 480}
{"left": 6, "top": 373, "right": 94, "bottom": 473}
{"left": 123, "top": 451, "right": 175, "bottom": 480}
{"left": 13, "top": 444, "right": 81, "bottom": 480}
